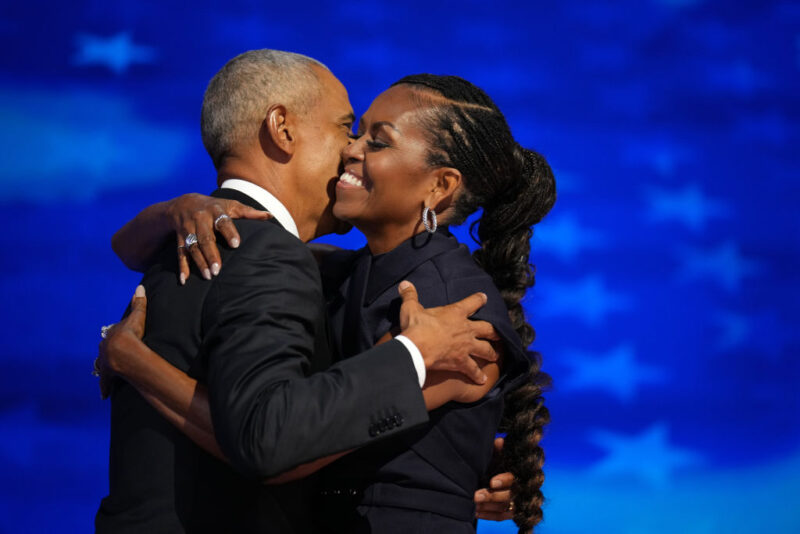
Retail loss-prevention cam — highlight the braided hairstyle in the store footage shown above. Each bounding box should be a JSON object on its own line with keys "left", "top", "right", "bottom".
{"left": 391, "top": 74, "right": 556, "bottom": 533}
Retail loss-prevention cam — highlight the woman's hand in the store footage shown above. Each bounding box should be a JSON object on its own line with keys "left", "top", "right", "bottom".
{"left": 474, "top": 437, "right": 516, "bottom": 521}
{"left": 96, "top": 285, "right": 148, "bottom": 399}
{"left": 166, "top": 194, "right": 271, "bottom": 284}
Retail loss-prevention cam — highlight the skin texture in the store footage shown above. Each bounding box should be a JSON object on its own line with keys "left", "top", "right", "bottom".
{"left": 334, "top": 85, "right": 461, "bottom": 255}
{"left": 103, "top": 74, "right": 516, "bottom": 518}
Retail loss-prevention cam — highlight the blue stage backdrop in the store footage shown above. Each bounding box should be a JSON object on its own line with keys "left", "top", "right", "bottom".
{"left": 0, "top": 1, "right": 797, "bottom": 532}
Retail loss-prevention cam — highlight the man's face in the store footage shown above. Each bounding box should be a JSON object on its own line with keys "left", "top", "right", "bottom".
{"left": 294, "top": 66, "right": 355, "bottom": 239}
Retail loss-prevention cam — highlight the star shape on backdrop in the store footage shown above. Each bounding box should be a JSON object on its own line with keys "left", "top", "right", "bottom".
{"left": 714, "top": 309, "right": 793, "bottom": 360}
{"left": 677, "top": 240, "right": 760, "bottom": 292}
{"left": 589, "top": 423, "right": 702, "bottom": 488}
{"left": 560, "top": 344, "right": 665, "bottom": 402}
{"left": 645, "top": 183, "right": 730, "bottom": 232}
{"left": 538, "top": 276, "right": 631, "bottom": 326}
{"left": 73, "top": 32, "right": 157, "bottom": 75}
{"left": 624, "top": 140, "right": 692, "bottom": 177}
{"left": 533, "top": 213, "right": 605, "bottom": 262}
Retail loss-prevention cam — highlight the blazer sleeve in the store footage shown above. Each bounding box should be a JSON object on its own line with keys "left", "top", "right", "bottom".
{"left": 202, "top": 222, "right": 429, "bottom": 479}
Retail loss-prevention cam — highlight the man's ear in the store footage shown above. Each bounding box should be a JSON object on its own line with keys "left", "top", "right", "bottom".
{"left": 429, "top": 167, "right": 462, "bottom": 212}
{"left": 260, "top": 104, "right": 296, "bottom": 160}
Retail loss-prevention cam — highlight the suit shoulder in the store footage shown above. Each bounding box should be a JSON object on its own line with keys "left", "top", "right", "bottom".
{"left": 230, "top": 219, "right": 314, "bottom": 262}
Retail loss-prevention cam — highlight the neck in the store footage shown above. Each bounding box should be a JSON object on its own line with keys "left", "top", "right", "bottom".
{"left": 216, "top": 155, "right": 317, "bottom": 242}
{"left": 361, "top": 220, "right": 427, "bottom": 256}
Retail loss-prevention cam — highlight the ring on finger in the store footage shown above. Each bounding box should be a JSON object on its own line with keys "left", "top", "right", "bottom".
{"left": 214, "top": 213, "right": 231, "bottom": 230}
{"left": 100, "top": 324, "right": 115, "bottom": 339}
{"left": 185, "top": 233, "right": 198, "bottom": 247}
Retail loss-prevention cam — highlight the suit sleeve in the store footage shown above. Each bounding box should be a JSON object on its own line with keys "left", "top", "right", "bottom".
{"left": 202, "top": 223, "right": 428, "bottom": 479}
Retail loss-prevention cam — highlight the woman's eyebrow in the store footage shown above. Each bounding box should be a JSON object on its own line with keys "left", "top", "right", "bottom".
{"left": 370, "top": 120, "right": 399, "bottom": 133}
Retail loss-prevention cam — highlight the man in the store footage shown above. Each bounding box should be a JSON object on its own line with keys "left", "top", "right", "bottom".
{"left": 96, "top": 50, "right": 502, "bottom": 533}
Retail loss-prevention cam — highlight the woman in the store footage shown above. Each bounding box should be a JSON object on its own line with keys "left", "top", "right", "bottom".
{"left": 104, "top": 74, "right": 555, "bottom": 533}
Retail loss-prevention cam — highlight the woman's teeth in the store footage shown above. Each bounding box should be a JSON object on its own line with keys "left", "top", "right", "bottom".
{"left": 340, "top": 171, "right": 365, "bottom": 188}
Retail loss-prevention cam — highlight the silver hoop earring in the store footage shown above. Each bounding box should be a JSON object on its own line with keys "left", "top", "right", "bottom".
{"left": 422, "top": 206, "right": 437, "bottom": 234}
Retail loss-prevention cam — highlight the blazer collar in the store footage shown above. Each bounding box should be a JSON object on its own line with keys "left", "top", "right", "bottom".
{"left": 363, "top": 229, "right": 462, "bottom": 306}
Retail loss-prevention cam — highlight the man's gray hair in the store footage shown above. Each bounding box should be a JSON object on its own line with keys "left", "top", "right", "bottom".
{"left": 201, "top": 49, "right": 328, "bottom": 167}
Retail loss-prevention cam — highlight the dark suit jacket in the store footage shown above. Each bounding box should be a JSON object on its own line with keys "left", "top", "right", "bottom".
{"left": 96, "top": 188, "right": 428, "bottom": 533}
{"left": 318, "top": 230, "right": 532, "bottom": 533}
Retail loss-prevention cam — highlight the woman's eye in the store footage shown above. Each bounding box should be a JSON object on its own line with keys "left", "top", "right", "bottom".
{"left": 366, "top": 139, "right": 389, "bottom": 149}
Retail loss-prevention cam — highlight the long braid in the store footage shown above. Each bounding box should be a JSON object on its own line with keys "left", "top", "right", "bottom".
{"left": 392, "top": 74, "right": 556, "bottom": 533}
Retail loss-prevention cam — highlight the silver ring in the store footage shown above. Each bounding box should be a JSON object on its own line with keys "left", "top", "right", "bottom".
{"left": 185, "top": 233, "right": 198, "bottom": 247}
{"left": 214, "top": 213, "right": 231, "bottom": 230}
{"left": 101, "top": 324, "right": 115, "bottom": 339}
{"left": 92, "top": 356, "right": 101, "bottom": 377}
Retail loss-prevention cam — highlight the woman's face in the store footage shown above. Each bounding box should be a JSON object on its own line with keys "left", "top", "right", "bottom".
{"left": 333, "top": 85, "right": 441, "bottom": 239}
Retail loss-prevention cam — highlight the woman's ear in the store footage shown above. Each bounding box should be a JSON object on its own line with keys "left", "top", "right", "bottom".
{"left": 259, "top": 104, "right": 296, "bottom": 159}
{"left": 428, "top": 167, "right": 462, "bottom": 211}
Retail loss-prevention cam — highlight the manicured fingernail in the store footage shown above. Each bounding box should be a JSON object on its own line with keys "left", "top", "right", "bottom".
{"left": 491, "top": 479, "right": 502, "bottom": 488}
{"left": 475, "top": 492, "right": 486, "bottom": 502}
{"left": 480, "top": 292, "right": 487, "bottom": 303}
{"left": 203, "top": 268, "right": 212, "bottom": 280}
{"left": 179, "top": 273, "right": 186, "bottom": 286}
{"left": 231, "top": 237, "right": 240, "bottom": 248}
{"left": 135, "top": 285, "right": 145, "bottom": 298}
{"left": 399, "top": 281, "right": 411, "bottom": 291}
{"left": 211, "top": 263, "right": 220, "bottom": 276}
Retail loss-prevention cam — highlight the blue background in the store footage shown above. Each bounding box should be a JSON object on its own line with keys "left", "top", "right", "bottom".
{"left": 0, "top": 1, "right": 798, "bottom": 532}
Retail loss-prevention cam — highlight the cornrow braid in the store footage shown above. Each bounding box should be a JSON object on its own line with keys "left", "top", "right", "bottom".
{"left": 392, "top": 74, "right": 556, "bottom": 533}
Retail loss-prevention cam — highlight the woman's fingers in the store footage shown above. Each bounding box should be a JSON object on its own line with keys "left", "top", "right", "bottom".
{"left": 126, "top": 285, "right": 147, "bottom": 339}
{"left": 489, "top": 471, "right": 514, "bottom": 490}
{"left": 177, "top": 242, "right": 190, "bottom": 285}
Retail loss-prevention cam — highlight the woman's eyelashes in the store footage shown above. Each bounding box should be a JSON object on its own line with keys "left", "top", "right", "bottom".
{"left": 366, "top": 138, "right": 390, "bottom": 149}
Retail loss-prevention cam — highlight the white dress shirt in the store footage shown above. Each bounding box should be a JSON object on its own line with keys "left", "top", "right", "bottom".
{"left": 220, "top": 178, "right": 426, "bottom": 387}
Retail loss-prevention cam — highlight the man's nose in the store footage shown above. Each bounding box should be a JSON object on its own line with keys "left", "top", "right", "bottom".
{"left": 341, "top": 137, "right": 364, "bottom": 162}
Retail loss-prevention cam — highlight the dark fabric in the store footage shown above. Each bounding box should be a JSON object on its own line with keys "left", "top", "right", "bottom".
{"left": 96, "top": 188, "right": 429, "bottom": 534}
{"left": 318, "top": 230, "right": 532, "bottom": 533}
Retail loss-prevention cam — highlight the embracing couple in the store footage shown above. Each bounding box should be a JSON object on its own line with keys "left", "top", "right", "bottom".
{"left": 95, "top": 49, "right": 555, "bottom": 533}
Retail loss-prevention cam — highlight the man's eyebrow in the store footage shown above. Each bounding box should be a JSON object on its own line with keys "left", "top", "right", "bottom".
{"left": 338, "top": 112, "right": 356, "bottom": 124}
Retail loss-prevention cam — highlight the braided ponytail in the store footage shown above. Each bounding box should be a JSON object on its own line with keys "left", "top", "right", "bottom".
{"left": 392, "top": 74, "right": 556, "bottom": 533}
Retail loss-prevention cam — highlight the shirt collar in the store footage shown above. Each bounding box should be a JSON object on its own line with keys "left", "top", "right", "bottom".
{"left": 220, "top": 178, "right": 300, "bottom": 240}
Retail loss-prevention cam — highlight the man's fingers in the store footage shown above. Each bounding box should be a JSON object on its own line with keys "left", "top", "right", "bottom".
{"left": 440, "top": 356, "right": 486, "bottom": 385}
{"left": 469, "top": 339, "right": 499, "bottom": 363}
{"left": 398, "top": 280, "right": 419, "bottom": 304}
{"left": 471, "top": 320, "right": 501, "bottom": 342}
{"left": 489, "top": 471, "right": 514, "bottom": 491}
{"left": 452, "top": 291, "right": 488, "bottom": 317}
